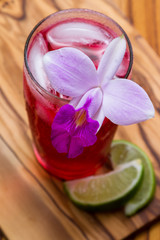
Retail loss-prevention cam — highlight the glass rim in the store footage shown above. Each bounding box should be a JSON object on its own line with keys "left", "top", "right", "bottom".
{"left": 24, "top": 8, "right": 133, "bottom": 101}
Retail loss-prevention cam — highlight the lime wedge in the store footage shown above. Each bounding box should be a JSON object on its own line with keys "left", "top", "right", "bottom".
{"left": 110, "top": 140, "right": 156, "bottom": 216}
{"left": 64, "top": 159, "right": 143, "bottom": 211}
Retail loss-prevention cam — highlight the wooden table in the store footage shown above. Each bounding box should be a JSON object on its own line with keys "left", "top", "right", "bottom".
{"left": 0, "top": 0, "right": 160, "bottom": 239}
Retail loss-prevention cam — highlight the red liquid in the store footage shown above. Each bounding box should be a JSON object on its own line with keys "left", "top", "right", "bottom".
{"left": 24, "top": 18, "right": 130, "bottom": 180}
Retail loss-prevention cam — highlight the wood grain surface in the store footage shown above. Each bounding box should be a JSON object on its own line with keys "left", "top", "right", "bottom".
{"left": 0, "top": 0, "right": 160, "bottom": 240}
{"left": 113, "top": 0, "right": 160, "bottom": 56}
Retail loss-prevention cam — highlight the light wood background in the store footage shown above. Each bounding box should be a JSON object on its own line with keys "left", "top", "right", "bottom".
{"left": 0, "top": 0, "right": 160, "bottom": 239}
{"left": 111, "top": 1, "right": 160, "bottom": 239}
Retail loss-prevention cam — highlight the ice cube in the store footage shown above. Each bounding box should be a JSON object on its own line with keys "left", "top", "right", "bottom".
{"left": 47, "top": 22, "right": 113, "bottom": 66}
{"left": 28, "top": 33, "right": 51, "bottom": 90}
{"left": 46, "top": 22, "right": 111, "bottom": 49}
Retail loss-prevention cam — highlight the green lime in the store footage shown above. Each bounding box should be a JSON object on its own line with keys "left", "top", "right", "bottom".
{"left": 64, "top": 159, "right": 143, "bottom": 211}
{"left": 110, "top": 140, "right": 156, "bottom": 216}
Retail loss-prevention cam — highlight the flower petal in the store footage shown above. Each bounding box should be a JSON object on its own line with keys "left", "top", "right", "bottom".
{"left": 51, "top": 104, "right": 75, "bottom": 153}
{"left": 74, "top": 118, "right": 99, "bottom": 147}
{"left": 68, "top": 137, "right": 84, "bottom": 158}
{"left": 51, "top": 104, "right": 99, "bottom": 158}
{"left": 68, "top": 117, "right": 99, "bottom": 158}
{"left": 51, "top": 128, "right": 70, "bottom": 153}
{"left": 75, "top": 87, "right": 103, "bottom": 118}
{"left": 51, "top": 104, "right": 75, "bottom": 131}
{"left": 98, "top": 36, "right": 126, "bottom": 85}
{"left": 93, "top": 107, "right": 105, "bottom": 131}
{"left": 102, "top": 78, "right": 155, "bottom": 125}
{"left": 43, "top": 47, "right": 98, "bottom": 97}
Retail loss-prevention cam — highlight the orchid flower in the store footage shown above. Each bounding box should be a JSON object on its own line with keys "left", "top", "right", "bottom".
{"left": 43, "top": 36, "right": 155, "bottom": 158}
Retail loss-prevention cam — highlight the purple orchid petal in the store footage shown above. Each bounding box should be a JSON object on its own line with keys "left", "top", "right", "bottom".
{"left": 51, "top": 104, "right": 75, "bottom": 153}
{"left": 68, "top": 116, "right": 98, "bottom": 158}
{"left": 51, "top": 128, "right": 70, "bottom": 153}
{"left": 43, "top": 47, "right": 98, "bottom": 97}
{"left": 51, "top": 104, "right": 99, "bottom": 158}
{"left": 68, "top": 137, "right": 84, "bottom": 158}
{"left": 102, "top": 78, "right": 155, "bottom": 125}
{"left": 98, "top": 36, "right": 126, "bottom": 85}
{"left": 51, "top": 104, "right": 75, "bottom": 129}
{"left": 75, "top": 87, "right": 103, "bottom": 118}
{"left": 74, "top": 118, "right": 99, "bottom": 147}
{"left": 93, "top": 107, "right": 105, "bottom": 131}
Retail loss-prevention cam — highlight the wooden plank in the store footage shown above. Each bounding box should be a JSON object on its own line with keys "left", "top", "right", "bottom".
{"left": 109, "top": 2, "right": 160, "bottom": 237}
{"left": 0, "top": 228, "right": 8, "bottom": 240}
{"left": 0, "top": 0, "right": 160, "bottom": 239}
{"left": 149, "top": 221, "right": 160, "bottom": 240}
{"left": 0, "top": 137, "right": 112, "bottom": 240}
{"left": 112, "top": 0, "right": 160, "bottom": 56}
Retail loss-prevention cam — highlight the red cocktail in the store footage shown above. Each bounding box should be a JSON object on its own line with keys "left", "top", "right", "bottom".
{"left": 23, "top": 9, "right": 133, "bottom": 180}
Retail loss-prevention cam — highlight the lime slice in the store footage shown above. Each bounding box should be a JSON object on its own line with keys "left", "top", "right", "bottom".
{"left": 64, "top": 159, "right": 143, "bottom": 211}
{"left": 110, "top": 140, "right": 156, "bottom": 216}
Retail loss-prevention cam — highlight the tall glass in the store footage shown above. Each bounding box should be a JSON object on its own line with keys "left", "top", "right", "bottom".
{"left": 23, "top": 9, "right": 133, "bottom": 180}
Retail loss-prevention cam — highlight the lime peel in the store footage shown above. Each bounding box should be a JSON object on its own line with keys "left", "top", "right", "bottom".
{"left": 64, "top": 159, "right": 143, "bottom": 211}
{"left": 110, "top": 140, "right": 156, "bottom": 216}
